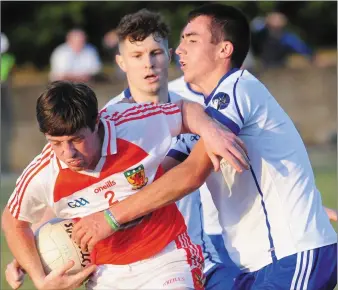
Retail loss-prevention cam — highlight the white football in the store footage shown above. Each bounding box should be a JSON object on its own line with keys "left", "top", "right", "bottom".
{"left": 34, "top": 218, "right": 91, "bottom": 275}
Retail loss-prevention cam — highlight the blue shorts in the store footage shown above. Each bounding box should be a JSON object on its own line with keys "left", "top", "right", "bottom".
{"left": 206, "top": 235, "right": 241, "bottom": 290}
{"left": 205, "top": 263, "right": 240, "bottom": 290}
{"left": 233, "top": 243, "right": 337, "bottom": 290}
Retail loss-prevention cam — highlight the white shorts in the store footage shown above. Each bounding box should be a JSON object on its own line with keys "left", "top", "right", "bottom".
{"left": 86, "top": 232, "right": 205, "bottom": 290}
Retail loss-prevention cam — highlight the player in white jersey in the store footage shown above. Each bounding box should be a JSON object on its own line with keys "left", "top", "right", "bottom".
{"left": 1, "top": 80, "right": 249, "bottom": 290}
{"left": 73, "top": 4, "right": 337, "bottom": 290}
{"left": 168, "top": 77, "right": 241, "bottom": 280}
{"left": 169, "top": 74, "right": 338, "bottom": 270}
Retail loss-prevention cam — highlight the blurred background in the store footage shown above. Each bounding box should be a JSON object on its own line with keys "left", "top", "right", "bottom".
{"left": 1, "top": 1, "right": 337, "bottom": 289}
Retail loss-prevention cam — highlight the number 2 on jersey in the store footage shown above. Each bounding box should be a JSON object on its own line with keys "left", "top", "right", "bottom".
{"left": 104, "top": 190, "right": 117, "bottom": 206}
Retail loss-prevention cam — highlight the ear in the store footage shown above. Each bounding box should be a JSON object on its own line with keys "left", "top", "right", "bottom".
{"left": 219, "top": 41, "right": 234, "bottom": 60}
{"left": 168, "top": 48, "right": 173, "bottom": 63}
{"left": 115, "top": 54, "right": 127, "bottom": 73}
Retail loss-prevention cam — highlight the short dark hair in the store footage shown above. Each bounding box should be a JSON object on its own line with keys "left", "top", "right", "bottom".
{"left": 188, "top": 3, "right": 250, "bottom": 68}
{"left": 36, "top": 81, "right": 98, "bottom": 136}
{"left": 117, "top": 9, "right": 170, "bottom": 44}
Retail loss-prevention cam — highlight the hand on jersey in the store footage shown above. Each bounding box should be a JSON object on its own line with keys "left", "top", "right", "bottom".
{"left": 72, "top": 211, "right": 114, "bottom": 253}
{"left": 200, "top": 121, "right": 250, "bottom": 172}
{"left": 5, "top": 259, "right": 25, "bottom": 290}
{"left": 34, "top": 260, "right": 96, "bottom": 290}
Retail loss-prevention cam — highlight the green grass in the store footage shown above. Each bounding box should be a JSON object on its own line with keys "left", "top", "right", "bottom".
{"left": 1, "top": 160, "right": 337, "bottom": 289}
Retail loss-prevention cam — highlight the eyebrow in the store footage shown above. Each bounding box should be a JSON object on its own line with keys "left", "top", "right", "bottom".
{"left": 181, "top": 32, "right": 200, "bottom": 39}
{"left": 47, "top": 135, "right": 84, "bottom": 142}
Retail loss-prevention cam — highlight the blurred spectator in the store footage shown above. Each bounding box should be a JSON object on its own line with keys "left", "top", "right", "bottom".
{"left": 1, "top": 32, "right": 16, "bottom": 173}
{"left": 250, "top": 12, "right": 315, "bottom": 69}
{"left": 102, "top": 29, "right": 125, "bottom": 80}
{"left": 49, "top": 29, "right": 102, "bottom": 82}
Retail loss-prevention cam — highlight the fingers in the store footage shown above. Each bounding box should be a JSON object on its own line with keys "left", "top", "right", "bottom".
{"left": 228, "top": 142, "right": 250, "bottom": 170}
{"left": 5, "top": 261, "right": 25, "bottom": 290}
{"left": 70, "top": 264, "right": 97, "bottom": 286}
{"left": 221, "top": 152, "right": 244, "bottom": 173}
{"left": 87, "top": 238, "right": 98, "bottom": 253}
{"left": 72, "top": 227, "right": 86, "bottom": 247}
{"left": 80, "top": 233, "right": 92, "bottom": 253}
{"left": 49, "top": 260, "right": 75, "bottom": 278}
{"left": 235, "top": 136, "right": 249, "bottom": 156}
{"left": 208, "top": 153, "right": 220, "bottom": 172}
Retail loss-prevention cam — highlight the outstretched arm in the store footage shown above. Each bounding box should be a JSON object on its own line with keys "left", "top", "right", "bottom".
{"left": 72, "top": 139, "right": 213, "bottom": 251}
{"left": 176, "top": 100, "right": 249, "bottom": 172}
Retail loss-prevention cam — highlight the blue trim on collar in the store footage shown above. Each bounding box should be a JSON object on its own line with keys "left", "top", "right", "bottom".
{"left": 123, "top": 87, "right": 171, "bottom": 103}
{"left": 204, "top": 68, "right": 240, "bottom": 106}
{"left": 124, "top": 87, "right": 132, "bottom": 99}
{"left": 186, "top": 83, "right": 204, "bottom": 97}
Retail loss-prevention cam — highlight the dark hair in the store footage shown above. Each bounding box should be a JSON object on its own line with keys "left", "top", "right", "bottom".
{"left": 117, "top": 9, "right": 170, "bottom": 44}
{"left": 188, "top": 3, "right": 250, "bottom": 68}
{"left": 36, "top": 81, "right": 98, "bottom": 136}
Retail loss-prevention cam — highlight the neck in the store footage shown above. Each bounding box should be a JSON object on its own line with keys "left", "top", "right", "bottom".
{"left": 196, "top": 63, "right": 233, "bottom": 97}
{"left": 128, "top": 85, "right": 169, "bottom": 104}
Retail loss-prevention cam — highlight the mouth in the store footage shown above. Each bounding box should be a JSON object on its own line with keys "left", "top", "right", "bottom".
{"left": 67, "top": 159, "right": 82, "bottom": 167}
{"left": 179, "top": 60, "right": 186, "bottom": 70}
{"left": 144, "top": 73, "right": 159, "bottom": 83}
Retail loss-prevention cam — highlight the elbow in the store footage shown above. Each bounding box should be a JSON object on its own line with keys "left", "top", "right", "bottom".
{"left": 1, "top": 207, "right": 11, "bottom": 233}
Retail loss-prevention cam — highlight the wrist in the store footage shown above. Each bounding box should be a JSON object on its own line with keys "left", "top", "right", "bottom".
{"left": 103, "top": 209, "right": 120, "bottom": 232}
{"left": 32, "top": 273, "right": 46, "bottom": 290}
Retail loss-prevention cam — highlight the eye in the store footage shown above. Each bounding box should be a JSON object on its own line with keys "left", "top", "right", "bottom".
{"left": 73, "top": 137, "right": 83, "bottom": 144}
{"left": 133, "top": 55, "right": 141, "bottom": 59}
{"left": 51, "top": 141, "right": 61, "bottom": 147}
{"left": 189, "top": 39, "right": 197, "bottom": 43}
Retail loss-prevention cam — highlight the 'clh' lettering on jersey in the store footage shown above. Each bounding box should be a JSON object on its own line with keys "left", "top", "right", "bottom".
{"left": 8, "top": 102, "right": 187, "bottom": 265}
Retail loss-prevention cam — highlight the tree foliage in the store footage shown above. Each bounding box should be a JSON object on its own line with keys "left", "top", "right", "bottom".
{"left": 1, "top": 1, "right": 336, "bottom": 68}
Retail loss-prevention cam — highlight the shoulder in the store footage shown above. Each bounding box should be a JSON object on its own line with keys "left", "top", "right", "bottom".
{"left": 16, "top": 144, "right": 55, "bottom": 188}
{"left": 84, "top": 44, "right": 99, "bottom": 53}
{"left": 101, "top": 92, "right": 126, "bottom": 111}
{"left": 169, "top": 76, "right": 185, "bottom": 90}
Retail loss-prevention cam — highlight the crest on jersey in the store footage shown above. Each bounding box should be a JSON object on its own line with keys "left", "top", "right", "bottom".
{"left": 124, "top": 165, "right": 148, "bottom": 190}
{"left": 212, "top": 92, "right": 230, "bottom": 110}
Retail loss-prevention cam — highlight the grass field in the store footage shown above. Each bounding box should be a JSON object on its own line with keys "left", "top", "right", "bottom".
{"left": 0, "top": 149, "right": 337, "bottom": 289}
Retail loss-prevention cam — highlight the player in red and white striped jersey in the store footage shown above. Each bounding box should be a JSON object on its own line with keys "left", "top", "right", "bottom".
{"left": 1, "top": 80, "right": 247, "bottom": 290}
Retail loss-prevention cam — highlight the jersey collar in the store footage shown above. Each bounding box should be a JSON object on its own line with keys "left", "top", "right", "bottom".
{"left": 123, "top": 87, "right": 171, "bottom": 103}
{"left": 204, "top": 68, "right": 240, "bottom": 106}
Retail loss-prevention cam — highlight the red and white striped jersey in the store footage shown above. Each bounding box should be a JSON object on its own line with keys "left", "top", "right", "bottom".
{"left": 7, "top": 102, "right": 186, "bottom": 265}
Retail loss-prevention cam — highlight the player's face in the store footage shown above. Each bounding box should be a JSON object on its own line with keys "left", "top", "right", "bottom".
{"left": 176, "top": 16, "right": 220, "bottom": 86}
{"left": 116, "top": 35, "right": 171, "bottom": 96}
{"left": 46, "top": 126, "right": 100, "bottom": 171}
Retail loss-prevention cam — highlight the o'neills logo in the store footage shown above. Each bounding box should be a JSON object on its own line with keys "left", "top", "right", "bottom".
{"left": 94, "top": 180, "right": 116, "bottom": 193}
{"left": 163, "top": 277, "right": 185, "bottom": 286}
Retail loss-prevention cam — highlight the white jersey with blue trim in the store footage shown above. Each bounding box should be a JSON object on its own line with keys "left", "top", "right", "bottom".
{"left": 103, "top": 88, "right": 222, "bottom": 273}
{"left": 169, "top": 76, "right": 223, "bottom": 236}
{"left": 202, "top": 68, "right": 337, "bottom": 271}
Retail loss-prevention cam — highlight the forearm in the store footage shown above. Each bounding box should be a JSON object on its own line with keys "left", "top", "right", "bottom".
{"left": 2, "top": 208, "right": 45, "bottom": 286}
{"left": 110, "top": 140, "right": 213, "bottom": 224}
{"left": 178, "top": 100, "right": 215, "bottom": 136}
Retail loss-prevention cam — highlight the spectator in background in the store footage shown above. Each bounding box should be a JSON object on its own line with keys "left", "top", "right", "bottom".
{"left": 49, "top": 29, "right": 102, "bottom": 82}
{"left": 250, "top": 12, "right": 315, "bottom": 69}
{"left": 102, "top": 29, "right": 125, "bottom": 80}
{"left": 1, "top": 32, "right": 16, "bottom": 173}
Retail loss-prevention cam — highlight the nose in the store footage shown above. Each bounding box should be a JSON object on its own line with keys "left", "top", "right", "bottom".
{"left": 175, "top": 42, "right": 185, "bottom": 57}
{"left": 144, "top": 54, "right": 155, "bottom": 69}
{"left": 62, "top": 142, "right": 77, "bottom": 159}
